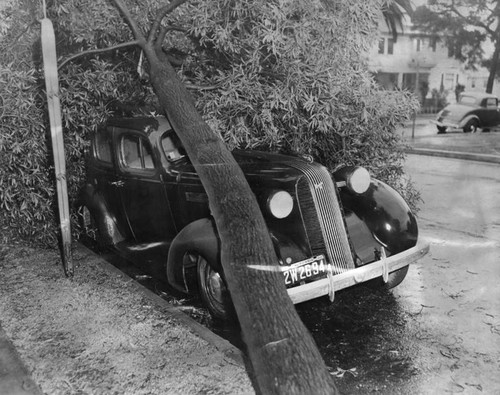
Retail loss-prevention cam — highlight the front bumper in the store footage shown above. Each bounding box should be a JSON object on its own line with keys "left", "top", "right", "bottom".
{"left": 430, "top": 119, "right": 459, "bottom": 129}
{"left": 287, "top": 241, "right": 429, "bottom": 304}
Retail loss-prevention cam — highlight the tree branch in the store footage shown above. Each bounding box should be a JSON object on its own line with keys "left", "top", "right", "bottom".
{"left": 110, "top": 0, "right": 147, "bottom": 44}
{"left": 155, "top": 26, "right": 169, "bottom": 53}
{"left": 448, "top": 5, "right": 495, "bottom": 36}
{"left": 147, "top": 0, "right": 190, "bottom": 44}
{"left": 58, "top": 40, "right": 141, "bottom": 70}
{"left": 185, "top": 82, "right": 223, "bottom": 91}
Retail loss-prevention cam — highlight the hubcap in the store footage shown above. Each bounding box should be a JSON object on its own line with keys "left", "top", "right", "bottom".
{"left": 206, "top": 267, "right": 224, "bottom": 305}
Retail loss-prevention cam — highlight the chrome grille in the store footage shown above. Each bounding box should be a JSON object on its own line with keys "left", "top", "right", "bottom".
{"left": 292, "top": 162, "right": 354, "bottom": 274}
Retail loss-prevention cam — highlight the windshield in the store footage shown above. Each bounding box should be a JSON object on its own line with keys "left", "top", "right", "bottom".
{"left": 160, "top": 132, "right": 186, "bottom": 163}
{"left": 459, "top": 95, "right": 478, "bottom": 105}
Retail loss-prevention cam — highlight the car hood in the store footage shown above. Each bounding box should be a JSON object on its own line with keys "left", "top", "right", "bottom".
{"left": 233, "top": 150, "right": 311, "bottom": 181}
{"left": 171, "top": 149, "right": 314, "bottom": 188}
{"left": 439, "top": 103, "right": 473, "bottom": 120}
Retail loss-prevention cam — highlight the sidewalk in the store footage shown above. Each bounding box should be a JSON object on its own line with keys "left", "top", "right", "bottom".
{"left": 0, "top": 244, "right": 253, "bottom": 395}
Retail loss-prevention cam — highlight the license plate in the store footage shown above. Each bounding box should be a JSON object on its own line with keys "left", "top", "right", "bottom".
{"left": 282, "top": 255, "right": 328, "bottom": 286}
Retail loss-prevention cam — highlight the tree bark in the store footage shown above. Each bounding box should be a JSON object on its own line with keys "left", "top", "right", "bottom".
{"left": 486, "top": 34, "right": 499, "bottom": 94}
{"left": 142, "top": 40, "right": 338, "bottom": 394}
{"left": 110, "top": 0, "right": 338, "bottom": 393}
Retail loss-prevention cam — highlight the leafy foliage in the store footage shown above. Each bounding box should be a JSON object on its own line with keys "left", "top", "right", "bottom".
{"left": 412, "top": 5, "right": 486, "bottom": 69}
{"left": 412, "top": 0, "right": 500, "bottom": 92}
{"left": 381, "top": 0, "right": 414, "bottom": 41}
{"left": 0, "top": 1, "right": 154, "bottom": 245}
{"left": 1, "top": 0, "right": 420, "bottom": 246}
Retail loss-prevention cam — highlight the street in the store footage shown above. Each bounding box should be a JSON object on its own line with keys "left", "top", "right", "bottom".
{"left": 397, "top": 155, "right": 500, "bottom": 394}
{"left": 129, "top": 151, "right": 500, "bottom": 394}
{"left": 290, "top": 154, "right": 500, "bottom": 394}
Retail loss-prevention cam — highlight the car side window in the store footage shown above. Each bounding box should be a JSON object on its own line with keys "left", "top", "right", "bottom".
{"left": 94, "top": 129, "right": 113, "bottom": 164}
{"left": 120, "top": 135, "right": 155, "bottom": 170}
{"left": 485, "top": 98, "right": 497, "bottom": 109}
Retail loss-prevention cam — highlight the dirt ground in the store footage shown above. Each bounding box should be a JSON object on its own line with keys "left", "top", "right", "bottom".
{"left": 0, "top": 244, "right": 253, "bottom": 395}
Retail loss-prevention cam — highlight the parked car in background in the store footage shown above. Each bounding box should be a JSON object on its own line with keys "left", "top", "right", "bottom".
{"left": 432, "top": 92, "right": 500, "bottom": 134}
{"left": 79, "top": 116, "right": 429, "bottom": 320}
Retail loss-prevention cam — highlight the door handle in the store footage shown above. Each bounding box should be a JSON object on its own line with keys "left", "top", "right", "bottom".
{"left": 109, "top": 180, "right": 125, "bottom": 187}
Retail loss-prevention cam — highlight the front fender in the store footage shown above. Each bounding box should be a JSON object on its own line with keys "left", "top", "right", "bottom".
{"left": 340, "top": 179, "right": 418, "bottom": 257}
{"left": 458, "top": 114, "right": 480, "bottom": 128}
{"left": 166, "top": 218, "right": 221, "bottom": 293}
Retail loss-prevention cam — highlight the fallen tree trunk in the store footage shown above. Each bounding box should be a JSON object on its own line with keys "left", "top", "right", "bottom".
{"left": 112, "top": 1, "right": 338, "bottom": 393}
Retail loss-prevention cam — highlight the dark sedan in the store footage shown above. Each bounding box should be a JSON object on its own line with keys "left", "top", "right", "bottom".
{"left": 79, "top": 116, "right": 429, "bottom": 320}
{"left": 433, "top": 92, "right": 500, "bottom": 134}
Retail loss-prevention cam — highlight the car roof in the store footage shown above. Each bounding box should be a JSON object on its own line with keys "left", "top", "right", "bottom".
{"left": 460, "top": 91, "right": 498, "bottom": 100}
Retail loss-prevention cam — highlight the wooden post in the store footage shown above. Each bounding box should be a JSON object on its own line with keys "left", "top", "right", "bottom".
{"left": 41, "top": 17, "right": 73, "bottom": 276}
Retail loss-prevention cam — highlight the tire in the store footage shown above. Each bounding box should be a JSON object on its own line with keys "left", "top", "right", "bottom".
{"left": 192, "top": 252, "right": 234, "bottom": 321}
{"left": 79, "top": 206, "right": 101, "bottom": 247}
{"left": 463, "top": 119, "right": 479, "bottom": 133}
{"left": 437, "top": 126, "right": 447, "bottom": 134}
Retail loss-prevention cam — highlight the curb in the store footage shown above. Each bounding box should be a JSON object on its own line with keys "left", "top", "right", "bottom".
{"left": 76, "top": 243, "right": 246, "bottom": 367}
{"left": 405, "top": 147, "right": 500, "bottom": 164}
{"left": 0, "top": 326, "right": 42, "bottom": 395}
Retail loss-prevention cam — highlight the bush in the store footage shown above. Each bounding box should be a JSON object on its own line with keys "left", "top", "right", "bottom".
{"left": 1, "top": 0, "right": 421, "bottom": 247}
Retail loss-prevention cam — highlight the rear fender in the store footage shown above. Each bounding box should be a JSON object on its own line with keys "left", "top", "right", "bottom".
{"left": 166, "top": 218, "right": 221, "bottom": 293}
{"left": 80, "top": 183, "right": 124, "bottom": 245}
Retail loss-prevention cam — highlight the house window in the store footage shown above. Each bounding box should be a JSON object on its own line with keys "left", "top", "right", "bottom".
{"left": 378, "top": 38, "right": 385, "bottom": 54}
{"left": 429, "top": 37, "right": 437, "bottom": 52}
{"left": 445, "top": 73, "right": 454, "bottom": 89}
{"left": 387, "top": 38, "right": 394, "bottom": 55}
{"left": 416, "top": 39, "right": 422, "bottom": 52}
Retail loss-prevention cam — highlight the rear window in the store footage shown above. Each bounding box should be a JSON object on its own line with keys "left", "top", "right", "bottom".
{"left": 94, "top": 130, "right": 112, "bottom": 164}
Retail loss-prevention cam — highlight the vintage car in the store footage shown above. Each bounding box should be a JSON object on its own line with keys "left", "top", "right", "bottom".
{"left": 79, "top": 116, "right": 429, "bottom": 320}
{"left": 432, "top": 92, "right": 500, "bottom": 134}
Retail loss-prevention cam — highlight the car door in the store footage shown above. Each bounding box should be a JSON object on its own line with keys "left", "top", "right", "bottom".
{"left": 478, "top": 97, "right": 499, "bottom": 127}
{"left": 114, "top": 129, "right": 176, "bottom": 244}
{"left": 88, "top": 127, "right": 127, "bottom": 234}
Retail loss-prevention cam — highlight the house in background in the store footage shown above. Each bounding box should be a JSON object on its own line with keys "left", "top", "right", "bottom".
{"left": 368, "top": 12, "right": 499, "bottom": 112}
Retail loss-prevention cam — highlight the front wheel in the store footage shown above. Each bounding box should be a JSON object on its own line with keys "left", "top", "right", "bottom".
{"left": 463, "top": 119, "right": 479, "bottom": 133}
{"left": 437, "top": 126, "right": 447, "bottom": 134}
{"left": 193, "top": 253, "right": 234, "bottom": 321}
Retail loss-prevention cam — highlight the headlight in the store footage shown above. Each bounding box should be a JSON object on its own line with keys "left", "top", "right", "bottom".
{"left": 267, "top": 190, "right": 294, "bottom": 219}
{"left": 334, "top": 166, "right": 371, "bottom": 194}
